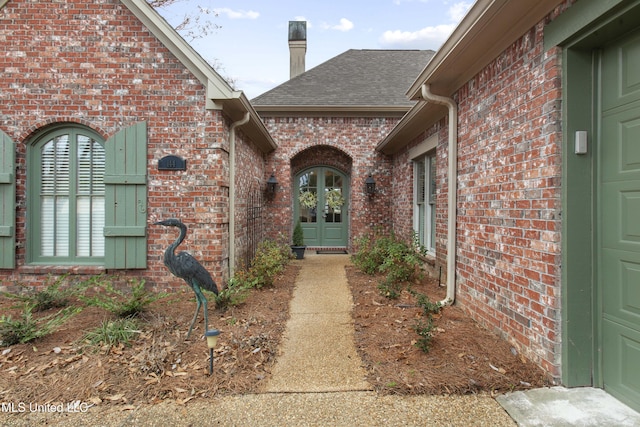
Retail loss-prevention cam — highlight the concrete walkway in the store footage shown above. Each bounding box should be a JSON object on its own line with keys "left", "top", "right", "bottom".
{"left": 263, "top": 253, "right": 371, "bottom": 393}
{"left": 498, "top": 386, "right": 640, "bottom": 427}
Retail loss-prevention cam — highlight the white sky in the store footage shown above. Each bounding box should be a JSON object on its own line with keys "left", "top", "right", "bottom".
{"left": 155, "top": 0, "right": 473, "bottom": 99}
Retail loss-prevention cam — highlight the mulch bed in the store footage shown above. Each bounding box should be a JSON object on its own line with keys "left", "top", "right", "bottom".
{"left": 0, "top": 260, "right": 550, "bottom": 408}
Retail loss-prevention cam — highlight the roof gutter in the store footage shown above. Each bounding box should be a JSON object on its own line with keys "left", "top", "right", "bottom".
{"left": 421, "top": 84, "right": 457, "bottom": 306}
{"left": 228, "top": 112, "right": 251, "bottom": 278}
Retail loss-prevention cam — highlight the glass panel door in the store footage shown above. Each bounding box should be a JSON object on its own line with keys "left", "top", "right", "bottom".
{"left": 295, "top": 167, "right": 348, "bottom": 246}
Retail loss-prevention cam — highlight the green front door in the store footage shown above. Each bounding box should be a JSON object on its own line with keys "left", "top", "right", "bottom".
{"left": 295, "top": 167, "right": 348, "bottom": 247}
{"left": 599, "top": 28, "right": 640, "bottom": 410}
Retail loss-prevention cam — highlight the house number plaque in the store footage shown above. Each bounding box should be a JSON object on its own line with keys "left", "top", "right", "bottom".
{"left": 158, "top": 155, "right": 187, "bottom": 171}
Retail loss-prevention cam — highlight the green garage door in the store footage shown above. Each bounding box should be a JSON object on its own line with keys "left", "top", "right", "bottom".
{"left": 600, "top": 28, "right": 640, "bottom": 411}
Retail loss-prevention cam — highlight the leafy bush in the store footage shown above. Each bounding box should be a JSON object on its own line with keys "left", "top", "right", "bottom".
{"left": 352, "top": 233, "right": 387, "bottom": 275}
{"left": 352, "top": 231, "right": 423, "bottom": 299}
{"left": 215, "top": 237, "right": 291, "bottom": 310}
{"left": 412, "top": 290, "right": 442, "bottom": 316}
{"left": 80, "top": 276, "right": 167, "bottom": 318}
{"left": 83, "top": 318, "right": 140, "bottom": 347}
{"left": 246, "top": 239, "right": 291, "bottom": 289}
{"left": 413, "top": 318, "right": 436, "bottom": 353}
{"left": 410, "top": 291, "right": 441, "bottom": 353}
{"left": 214, "top": 275, "right": 254, "bottom": 311}
{"left": 0, "top": 305, "right": 81, "bottom": 346}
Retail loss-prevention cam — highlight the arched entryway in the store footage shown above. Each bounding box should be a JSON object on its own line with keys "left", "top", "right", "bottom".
{"left": 294, "top": 167, "right": 349, "bottom": 247}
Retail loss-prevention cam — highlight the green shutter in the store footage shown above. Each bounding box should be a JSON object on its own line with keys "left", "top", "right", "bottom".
{"left": 0, "top": 130, "right": 16, "bottom": 269}
{"left": 104, "top": 122, "right": 147, "bottom": 269}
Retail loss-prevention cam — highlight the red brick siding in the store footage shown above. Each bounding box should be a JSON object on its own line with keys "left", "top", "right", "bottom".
{"left": 260, "top": 116, "right": 397, "bottom": 246}
{"left": 0, "top": 0, "right": 265, "bottom": 290}
{"left": 455, "top": 23, "right": 562, "bottom": 379}
{"left": 391, "top": 18, "right": 564, "bottom": 380}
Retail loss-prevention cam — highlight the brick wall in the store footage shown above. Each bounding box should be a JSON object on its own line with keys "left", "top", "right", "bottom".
{"left": 453, "top": 22, "right": 563, "bottom": 379}
{"left": 391, "top": 19, "right": 563, "bottom": 381}
{"left": 259, "top": 116, "right": 397, "bottom": 247}
{"left": 0, "top": 0, "right": 265, "bottom": 290}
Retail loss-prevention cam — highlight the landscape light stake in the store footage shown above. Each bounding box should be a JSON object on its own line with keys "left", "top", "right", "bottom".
{"left": 205, "top": 329, "right": 221, "bottom": 376}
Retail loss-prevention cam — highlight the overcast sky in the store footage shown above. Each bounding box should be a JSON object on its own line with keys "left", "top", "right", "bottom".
{"left": 155, "top": 0, "right": 473, "bottom": 99}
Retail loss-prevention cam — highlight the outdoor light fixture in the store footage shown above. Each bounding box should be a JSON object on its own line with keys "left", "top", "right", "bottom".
{"left": 205, "top": 329, "right": 221, "bottom": 376}
{"left": 365, "top": 174, "right": 376, "bottom": 196}
{"left": 266, "top": 173, "right": 278, "bottom": 199}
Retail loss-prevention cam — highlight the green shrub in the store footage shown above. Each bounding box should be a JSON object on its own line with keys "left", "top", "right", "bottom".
{"left": 410, "top": 291, "right": 441, "bottom": 353}
{"left": 0, "top": 305, "right": 81, "bottom": 346}
{"left": 413, "top": 318, "right": 436, "bottom": 353}
{"left": 2, "top": 274, "right": 86, "bottom": 312}
{"left": 80, "top": 277, "right": 167, "bottom": 318}
{"left": 246, "top": 239, "right": 291, "bottom": 288}
{"left": 214, "top": 275, "right": 254, "bottom": 311}
{"left": 352, "top": 232, "right": 423, "bottom": 299}
{"left": 216, "top": 238, "right": 291, "bottom": 310}
{"left": 292, "top": 221, "right": 305, "bottom": 246}
{"left": 412, "top": 290, "right": 442, "bottom": 316}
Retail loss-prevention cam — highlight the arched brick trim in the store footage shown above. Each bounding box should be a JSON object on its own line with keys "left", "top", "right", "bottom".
{"left": 18, "top": 118, "right": 109, "bottom": 143}
{"left": 290, "top": 145, "right": 353, "bottom": 176}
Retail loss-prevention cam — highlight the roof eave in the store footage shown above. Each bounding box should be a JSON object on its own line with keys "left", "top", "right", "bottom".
{"left": 406, "top": 0, "right": 562, "bottom": 100}
{"left": 217, "top": 93, "right": 278, "bottom": 153}
{"left": 377, "top": 102, "right": 447, "bottom": 155}
{"left": 121, "top": 0, "right": 276, "bottom": 153}
{"left": 379, "top": 0, "right": 562, "bottom": 154}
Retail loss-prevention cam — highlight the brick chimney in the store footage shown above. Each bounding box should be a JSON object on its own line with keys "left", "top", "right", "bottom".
{"left": 288, "top": 21, "right": 307, "bottom": 79}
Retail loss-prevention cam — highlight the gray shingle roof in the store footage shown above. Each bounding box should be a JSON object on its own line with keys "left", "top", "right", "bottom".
{"left": 251, "top": 49, "right": 434, "bottom": 109}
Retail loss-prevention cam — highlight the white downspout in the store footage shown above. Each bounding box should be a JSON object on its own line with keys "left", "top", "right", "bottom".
{"left": 421, "top": 84, "right": 457, "bottom": 306}
{"left": 229, "top": 112, "right": 250, "bottom": 278}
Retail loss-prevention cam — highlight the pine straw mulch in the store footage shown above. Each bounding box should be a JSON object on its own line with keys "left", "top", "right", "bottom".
{"left": 0, "top": 260, "right": 550, "bottom": 409}
{"left": 347, "top": 265, "right": 551, "bottom": 395}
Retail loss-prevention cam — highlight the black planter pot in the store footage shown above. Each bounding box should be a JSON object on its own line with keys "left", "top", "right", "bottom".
{"left": 291, "top": 245, "right": 306, "bottom": 260}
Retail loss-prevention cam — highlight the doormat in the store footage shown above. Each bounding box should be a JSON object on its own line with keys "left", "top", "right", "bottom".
{"left": 316, "top": 249, "right": 348, "bottom": 254}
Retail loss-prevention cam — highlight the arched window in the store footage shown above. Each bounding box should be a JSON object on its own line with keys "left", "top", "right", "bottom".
{"left": 29, "top": 125, "right": 105, "bottom": 264}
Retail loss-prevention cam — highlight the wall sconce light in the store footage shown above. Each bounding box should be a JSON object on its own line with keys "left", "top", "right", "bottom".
{"left": 266, "top": 173, "right": 278, "bottom": 199}
{"left": 205, "top": 329, "right": 221, "bottom": 376}
{"left": 365, "top": 174, "right": 376, "bottom": 197}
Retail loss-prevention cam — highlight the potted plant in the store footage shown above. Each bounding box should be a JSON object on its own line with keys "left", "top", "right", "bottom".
{"left": 291, "top": 221, "right": 306, "bottom": 259}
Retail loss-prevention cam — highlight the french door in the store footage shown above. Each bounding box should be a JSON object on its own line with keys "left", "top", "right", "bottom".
{"left": 295, "top": 167, "right": 348, "bottom": 247}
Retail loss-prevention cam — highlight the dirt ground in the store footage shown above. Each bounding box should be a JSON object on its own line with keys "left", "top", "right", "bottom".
{"left": 0, "top": 260, "right": 549, "bottom": 408}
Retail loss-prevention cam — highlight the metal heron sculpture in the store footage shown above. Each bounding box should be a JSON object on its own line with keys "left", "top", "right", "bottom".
{"left": 155, "top": 218, "right": 218, "bottom": 339}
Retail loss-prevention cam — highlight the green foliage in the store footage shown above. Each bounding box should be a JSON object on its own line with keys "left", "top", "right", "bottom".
{"left": 0, "top": 305, "right": 81, "bottom": 346}
{"left": 2, "top": 274, "right": 86, "bottom": 312}
{"left": 83, "top": 318, "right": 140, "bottom": 347}
{"left": 413, "top": 317, "right": 436, "bottom": 353}
{"left": 214, "top": 275, "right": 253, "bottom": 311}
{"left": 411, "top": 290, "right": 442, "bottom": 316}
{"left": 410, "top": 291, "right": 441, "bottom": 353}
{"left": 80, "top": 277, "right": 167, "bottom": 318}
{"left": 377, "top": 278, "right": 403, "bottom": 299}
{"left": 245, "top": 239, "right": 291, "bottom": 289}
{"left": 217, "top": 238, "right": 291, "bottom": 310}
{"left": 352, "top": 231, "right": 424, "bottom": 299}
{"left": 292, "top": 221, "right": 305, "bottom": 246}
{"left": 352, "top": 233, "right": 387, "bottom": 275}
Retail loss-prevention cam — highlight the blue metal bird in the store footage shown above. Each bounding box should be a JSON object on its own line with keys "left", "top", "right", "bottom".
{"left": 155, "top": 218, "right": 218, "bottom": 339}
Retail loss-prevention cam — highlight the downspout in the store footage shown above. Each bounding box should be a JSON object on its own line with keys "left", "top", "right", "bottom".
{"left": 229, "top": 112, "right": 250, "bottom": 278}
{"left": 421, "top": 84, "right": 457, "bottom": 306}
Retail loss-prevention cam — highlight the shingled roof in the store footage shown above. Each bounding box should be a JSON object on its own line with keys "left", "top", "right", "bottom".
{"left": 252, "top": 49, "right": 434, "bottom": 114}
